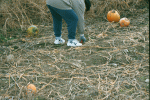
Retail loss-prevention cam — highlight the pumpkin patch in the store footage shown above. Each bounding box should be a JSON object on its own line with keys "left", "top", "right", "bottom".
{"left": 0, "top": 0, "right": 149, "bottom": 99}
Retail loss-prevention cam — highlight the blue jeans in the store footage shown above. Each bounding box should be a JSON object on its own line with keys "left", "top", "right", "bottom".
{"left": 47, "top": 5, "right": 78, "bottom": 39}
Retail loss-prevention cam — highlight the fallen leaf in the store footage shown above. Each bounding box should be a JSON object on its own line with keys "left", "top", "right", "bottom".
{"left": 97, "top": 33, "right": 108, "bottom": 38}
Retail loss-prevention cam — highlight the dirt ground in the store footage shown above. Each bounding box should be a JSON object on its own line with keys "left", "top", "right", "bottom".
{"left": 0, "top": 2, "right": 149, "bottom": 100}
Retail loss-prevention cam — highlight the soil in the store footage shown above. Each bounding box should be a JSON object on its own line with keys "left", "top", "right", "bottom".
{"left": 0, "top": 4, "right": 149, "bottom": 100}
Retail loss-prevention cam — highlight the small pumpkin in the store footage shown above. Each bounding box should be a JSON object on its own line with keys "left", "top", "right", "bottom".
{"left": 107, "top": 10, "right": 120, "bottom": 22}
{"left": 26, "top": 84, "right": 36, "bottom": 94}
{"left": 119, "top": 17, "right": 130, "bottom": 27}
{"left": 27, "top": 25, "right": 39, "bottom": 37}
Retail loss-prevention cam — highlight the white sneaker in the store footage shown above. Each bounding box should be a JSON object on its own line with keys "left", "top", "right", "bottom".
{"left": 67, "top": 39, "right": 82, "bottom": 47}
{"left": 54, "top": 38, "right": 65, "bottom": 44}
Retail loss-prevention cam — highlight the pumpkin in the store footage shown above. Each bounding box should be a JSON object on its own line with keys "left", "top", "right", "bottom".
{"left": 27, "top": 25, "right": 39, "bottom": 37}
{"left": 107, "top": 10, "right": 120, "bottom": 22}
{"left": 26, "top": 84, "right": 36, "bottom": 94}
{"left": 119, "top": 17, "right": 130, "bottom": 27}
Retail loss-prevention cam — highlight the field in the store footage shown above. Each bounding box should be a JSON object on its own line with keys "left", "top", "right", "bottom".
{"left": 0, "top": 0, "right": 149, "bottom": 100}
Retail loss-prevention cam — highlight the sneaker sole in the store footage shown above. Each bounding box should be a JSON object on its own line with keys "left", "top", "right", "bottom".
{"left": 54, "top": 42, "right": 65, "bottom": 44}
{"left": 67, "top": 44, "right": 82, "bottom": 47}
{"left": 54, "top": 41, "right": 65, "bottom": 44}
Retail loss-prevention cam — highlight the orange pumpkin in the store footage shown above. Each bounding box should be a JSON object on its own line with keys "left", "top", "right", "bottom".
{"left": 26, "top": 84, "right": 36, "bottom": 94}
{"left": 119, "top": 17, "right": 130, "bottom": 27}
{"left": 107, "top": 10, "right": 120, "bottom": 22}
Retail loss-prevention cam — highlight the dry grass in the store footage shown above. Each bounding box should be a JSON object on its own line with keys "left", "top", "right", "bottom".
{"left": 0, "top": 0, "right": 149, "bottom": 100}
{"left": 0, "top": 0, "right": 50, "bottom": 37}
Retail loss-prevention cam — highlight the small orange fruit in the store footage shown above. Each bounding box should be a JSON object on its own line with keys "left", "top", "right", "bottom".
{"left": 107, "top": 10, "right": 120, "bottom": 22}
{"left": 26, "top": 84, "right": 36, "bottom": 94}
{"left": 119, "top": 17, "right": 130, "bottom": 27}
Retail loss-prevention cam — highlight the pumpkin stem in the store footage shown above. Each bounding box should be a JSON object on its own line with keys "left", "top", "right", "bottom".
{"left": 112, "top": 10, "right": 116, "bottom": 13}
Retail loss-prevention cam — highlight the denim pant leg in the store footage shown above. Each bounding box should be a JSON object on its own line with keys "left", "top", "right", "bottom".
{"left": 47, "top": 5, "right": 78, "bottom": 39}
{"left": 47, "top": 5, "right": 62, "bottom": 37}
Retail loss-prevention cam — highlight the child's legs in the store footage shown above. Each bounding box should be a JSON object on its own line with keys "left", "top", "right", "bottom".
{"left": 61, "top": 10, "right": 78, "bottom": 39}
{"left": 47, "top": 5, "right": 78, "bottom": 39}
{"left": 47, "top": 5, "right": 62, "bottom": 37}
